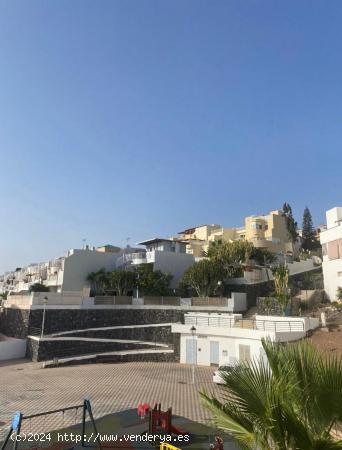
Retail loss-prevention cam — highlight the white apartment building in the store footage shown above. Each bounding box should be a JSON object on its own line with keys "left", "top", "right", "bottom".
{"left": 172, "top": 312, "right": 319, "bottom": 367}
{"left": 0, "top": 247, "right": 124, "bottom": 295}
{"left": 131, "top": 238, "right": 195, "bottom": 288}
{"left": 320, "top": 207, "right": 342, "bottom": 301}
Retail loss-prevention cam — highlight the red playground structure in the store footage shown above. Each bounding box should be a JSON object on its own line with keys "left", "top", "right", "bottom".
{"left": 148, "top": 403, "right": 186, "bottom": 435}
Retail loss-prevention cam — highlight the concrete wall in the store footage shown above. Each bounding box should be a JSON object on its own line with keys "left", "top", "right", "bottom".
{"left": 62, "top": 249, "right": 118, "bottom": 291}
{"left": 229, "top": 292, "right": 247, "bottom": 311}
{"left": 175, "top": 325, "right": 271, "bottom": 367}
{"left": 173, "top": 314, "right": 318, "bottom": 367}
{"left": 4, "top": 291, "right": 89, "bottom": 308}
{"left": 320, "top": 208, "right": 342, "bottom": 301}
{"left": 322, "top": 258, "right": 342, "bottom": 301}
{"left": 0, "top": 336, "right": 26, "bottom": 361}
{"left": 153, "top": 251, "right": 195, "bottom": 287}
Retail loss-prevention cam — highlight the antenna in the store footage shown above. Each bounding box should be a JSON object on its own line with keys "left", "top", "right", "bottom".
{"left": 82, "top": 238, "right": 86, "bottom": 249}
{"left": 126, "top": 237, "right": 131, "bottom": 248}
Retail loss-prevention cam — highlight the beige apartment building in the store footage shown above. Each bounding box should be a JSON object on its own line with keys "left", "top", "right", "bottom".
{"left": 177, "top": 209, "right": 296, "bottom": 257}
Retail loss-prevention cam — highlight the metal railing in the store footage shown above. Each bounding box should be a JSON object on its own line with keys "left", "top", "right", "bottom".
{"left": 93, "top": 296, "right": 230, "bottom": 307}
{"left": 184, "top": 315, "right": 305, "bottom": 332}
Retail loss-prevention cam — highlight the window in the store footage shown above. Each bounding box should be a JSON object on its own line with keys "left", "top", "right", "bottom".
{"left": 239, "top": 344, "right": 251, "bottom": 362}
{"left": 338, "top": 272, "right": 342, "bottom": 278}
{"left": 327, "top": 240, "right": 340, "bottom": 260}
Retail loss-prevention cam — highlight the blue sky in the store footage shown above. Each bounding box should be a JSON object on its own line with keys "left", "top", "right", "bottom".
{"left": 0, "top": 0, "right": 341, "bottom": 272}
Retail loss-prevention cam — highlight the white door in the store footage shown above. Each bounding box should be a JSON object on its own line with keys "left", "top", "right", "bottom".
{"left": 185, "top": 338, "right": 197, "bottom": 364}
{"left": 239, "top": 344, "right": 251, "bottom": 362}
{"left": 210, "top": 341, "right": 220, "bottom": 366}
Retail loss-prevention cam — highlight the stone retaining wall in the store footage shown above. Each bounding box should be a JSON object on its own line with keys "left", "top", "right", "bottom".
{"left": 27, "top": 338, "right": 156, "bottom": 362}
{"left": 26, "top": 324, "right": 180, "bottom": 363}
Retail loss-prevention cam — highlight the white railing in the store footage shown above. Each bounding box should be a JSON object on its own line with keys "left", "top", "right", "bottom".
{"left": 184, "top": 315, "right": 306, "bottom": 332}
{"left": 185, "top": 315, "right": 238, "bottom": 327}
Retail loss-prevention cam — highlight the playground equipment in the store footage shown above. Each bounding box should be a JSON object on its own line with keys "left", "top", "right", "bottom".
{"left": 0, "top": 399, "right": 102, "bottom": 450}
{"left": 137, "top": 403, "right": 151, "bottom": 419}
{"left": 160, "top": 444, "right": 181, "bottom": 450}
{"left": 149, "top": 404, "right": 185, "bottom": 436}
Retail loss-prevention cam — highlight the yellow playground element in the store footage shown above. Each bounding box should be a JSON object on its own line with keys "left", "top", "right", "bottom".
{"left": 160, "top": 443, "right": 182, "bottom": 450}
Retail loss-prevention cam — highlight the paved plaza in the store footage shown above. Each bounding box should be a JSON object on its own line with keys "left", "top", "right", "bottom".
{"left": 0, "top": 359, "right": 223, "bottom": 439}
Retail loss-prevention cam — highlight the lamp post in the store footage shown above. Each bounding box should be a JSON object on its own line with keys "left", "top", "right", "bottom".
{"left": 190, "top": 325, "right": 197, "bottom": 384}
{"left": 217, "top": 280, "right": 222, "bottom": 297}
{"left": 41, "top": 296, "right": 48, "bottom": 339}
{"left": 136, "top": 273, "right": 140, "bottom": 299}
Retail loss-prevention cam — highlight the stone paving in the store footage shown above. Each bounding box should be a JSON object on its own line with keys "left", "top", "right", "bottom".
{"left": 0, "top": 359, "right": 223, "bottom": 439}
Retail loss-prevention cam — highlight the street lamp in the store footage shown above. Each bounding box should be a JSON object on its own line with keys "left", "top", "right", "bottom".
{"left": 136, "top": 273, "right": 140, "bottom": 299}
{"left": 217, "top": 280, "right": 222, "bottom": 297}
{"left": 41, "top": 296, "right": 48, "bottom": 339}
{"left": 190, "top": 325, "right": 197, "bottom": 384}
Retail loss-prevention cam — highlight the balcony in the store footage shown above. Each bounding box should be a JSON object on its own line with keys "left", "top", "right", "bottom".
{"left": 130, "top": 252, "right": 147, "bottom": 264}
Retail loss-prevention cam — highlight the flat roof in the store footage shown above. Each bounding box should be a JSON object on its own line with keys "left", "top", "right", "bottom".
{"left": 137, "top": 238, "right": 187, "bottom": 246}
{"left": 178, "top": 224, "right": 221, "bottom": 234}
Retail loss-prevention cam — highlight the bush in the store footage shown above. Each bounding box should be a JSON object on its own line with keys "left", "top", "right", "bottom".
{"left": 29, "top": 283, "right": 50, "bottom": 293}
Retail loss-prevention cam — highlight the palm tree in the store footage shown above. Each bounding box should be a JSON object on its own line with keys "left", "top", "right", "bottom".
{"left": 86, "top": 268, "right": 108, "bottom": 295}
{"left": 201, "top": 339, "right": 342, "bottom": 449}
{"left": 271, "top": 264, "right": 290, "bottom": 315}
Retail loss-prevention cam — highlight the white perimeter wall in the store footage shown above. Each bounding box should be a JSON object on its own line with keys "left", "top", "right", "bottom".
{"left": 62, "top": 250, "right": 119, "bottom": 291}
{"left": 174, "top": 315, "right": 319, "bottom": 367}
{"left": 153, "top": 251, "right": 195, "bottom": 288}
{"left": 229, "top": 293, "right": 247, "bottom": 311}
{"left": 322, "top": 258, "right": 342, "bottom": 301}
{"left": 178, "top": 330, "right": 269, "bottom": 367}
{"left": 0, "top": 336, "right": 26, "bottom": 361}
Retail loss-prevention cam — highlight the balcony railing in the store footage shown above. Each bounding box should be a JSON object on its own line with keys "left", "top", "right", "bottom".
{"left": 184, "top": 315, "right": 305, "bottom": 332}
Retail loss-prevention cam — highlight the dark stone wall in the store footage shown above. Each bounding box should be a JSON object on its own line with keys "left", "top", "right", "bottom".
{"left": 27, "top": 338, "right": 154, "bottom": 362}
{"left": 46, "top": 350, "right": 177, "bottom": 367}
{"left": 257, "top": 297, "right": 283, "bottom": 316}
{"left": 2, "top": 307, "right": 227, "bottom": 339}
{"left": 0, "top": 307, "right": 30, "bottom": 338}
{"left": 27, "top": 327, "right": 180, "bottom": 363}
{"left": 28, "top": 308, "right": 187, "bottom": 336}
{"left": 69, "top": 325, "right": 174, "bottom": 344}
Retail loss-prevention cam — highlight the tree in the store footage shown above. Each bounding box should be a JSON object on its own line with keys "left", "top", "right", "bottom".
{"left": 271, "top": 264, "right": 290, "bottom": 315}
{"left": 207, "top": 241, "right": 254, "bottom": 278}
{"left": 283, "top": 202, "right": 298, "bottom": 242}
{"left": 302, "top": 206, "right": 320, "bottom": 251}
{"left": 86, "top": 268, "right": 108, "bottom": 296}
{"left": 181, "top": 259, "right": 225, "bottom": 297}
{"left": 106, "top": 269, "right": 136, "bottom": 296}
{"left": 29, "top": 283, "right": 49, "bottom": 292}
{"left": 201, "top": 339, "right": 342, "bottom": 450}
{"left": 136, "top": 263, "right": 172, "bottom": 296}
{"left": 337, "top": 287, "right": 342, "bottom": 301}
{"left": 250, "top": 247, "right": 276, "bottom": 265}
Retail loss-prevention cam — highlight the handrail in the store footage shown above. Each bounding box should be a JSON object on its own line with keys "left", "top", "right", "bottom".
{"left": 184, "top": 315, "right": 305, "bottom": 331}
